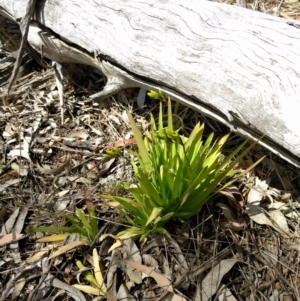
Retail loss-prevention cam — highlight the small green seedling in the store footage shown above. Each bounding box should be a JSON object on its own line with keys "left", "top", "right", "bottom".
{"left": 73, "top": 249, "right": 107, "bottom": 297}
{"left": 27, "top": 189, "right": 98, "bottom": 243}
{"left": 103, "top": 146, "right": 121, "bottom": 159}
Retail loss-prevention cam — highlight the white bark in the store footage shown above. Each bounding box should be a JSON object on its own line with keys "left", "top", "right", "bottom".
{"left": 1, "top": 0, "right": 300, "bottom": 167}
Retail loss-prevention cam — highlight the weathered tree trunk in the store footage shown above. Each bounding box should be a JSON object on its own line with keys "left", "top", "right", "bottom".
{"left": 1, "top": 0, "right": 300, "bottom": 167}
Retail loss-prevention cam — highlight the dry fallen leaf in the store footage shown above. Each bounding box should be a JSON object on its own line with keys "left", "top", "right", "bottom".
{"left": 217, "top": 285, "right": 238, "bottom": 301}
{"left": 0, "top": 178, "right": 20, "bottom": 193}
{"left": 86, "top": 125, "right": 103, "bottom": 136}
{"left": 55, "top": 189, "right": 70, "bottom": 197}
{"left": 117, "top": 283, "right": 135, "bottom": 300}
{"left": 121, "top": 239, "right": 142, "bottom": 284}
{"left": 8, "top": 149, "right": 31, "bottom": 161}
{"left": 11, "top": 162, "right": 29, "bottom": 176}
{"left": 126, "top": 260, "right": 187, "bottom": 300}
{"left": 10, "top": 208, "right": 28, "bottom": 251}
{"left": 200, "top": 258, "right": 238, "bottom": 301}
{"left": 99, "top": 234, "right": 123, "bottom": 253}
{"left": 126, "top": 260, "right": 173, "bottom": 292}
{"left": 245, "top": 177, "right": 295, "bottom": 238}
{"left": 49, "top": 240, "right": 90, "bottom": 259}
{"left": 69, "top": 131, "right": 89, "bottom": 140}
{"left": 25, "top": 248, "right": 52, "bottom": 263}
{"left": 108, "top": 114, "right": 121, "bottom": 125}
{"left": 66, "top": 176, "right": 92, "bottom": 185}
{"left": 0, "top": 233, "right": 23, "bottom": 246}
{"left": 268, "top": 209, "right": 290, "bottom": 233}
{"left": 217, "top": 203, "right": 245, "bottom": 231}
{"left": 0, "top": 208, "right": 19, "bottom": 235}
{"left": 11, "top": 276, "right": 26, "bottom": 300}
{"left": 142, "top": 254, "right": 159, "bottom": 271}
{"left": 98, "top": 158, "right": 115, "bottom": 176}
{"left": 37, "top": 156, "right": 71, "bottom": 176}
{"left": 104, "top": 138, "right": 136, "bottom": 150}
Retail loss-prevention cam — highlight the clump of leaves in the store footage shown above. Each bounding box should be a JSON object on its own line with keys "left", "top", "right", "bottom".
{"left": 27, "top": 189, "right": 98, "bottom": 243}
{"left": 102, "top": 146, "right": 122, "bottom": 159}
{"left": 101, "top": 92, "right": 263, "bottom": 241}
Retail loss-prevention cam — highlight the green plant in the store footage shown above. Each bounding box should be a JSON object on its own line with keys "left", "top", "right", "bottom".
{"left": 102, "top": 146, "right": 122, "bottom": 159}
{"left": 27, "top": 189, "right": 98, "bottom": 243}
{"left": 101, "top": 92, "right": 263, "bottom": 241}
{"left": 73, "top": 248, "right": 107, "bottom": 297}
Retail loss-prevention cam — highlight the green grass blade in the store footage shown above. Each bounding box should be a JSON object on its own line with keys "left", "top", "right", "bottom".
{"left": 163, "top": 166, "right": 175, "bottom": 193}
{"left": 137, "top": 171, "right": 164, "bottom": 207}
{"left": 112, "top": 196, "right": 146, "bottom": 220}
{"left": 184, "top": 123, "right": 202, "bottom": 146}
{"left": 159, "top": 101, "right": 163, "bottom": 130}
{"left": 146, "top": 207, "right": 163, "bottom": 226}
{"left": 167, "top": 97, "right": 173, "bottom": 132}
{"left": 150, "top": 113, "right": 157, "bottom": 132}
{"left": 75, "top": 259, "right": 99, "bottom": 288}
{"left": 159, "top": 212, "right": 174, "bottom": 222}
{"left": 64, "top": 214, "right": 92, "bottom": 238}
{"left": 76, "top": 209, "right": 93, "bottom": 231}
{"left": 127, "top": 111, "right": 151, "bottom": 170}
{"left": 85, "top": 192, "right": 98, "bottom": 237}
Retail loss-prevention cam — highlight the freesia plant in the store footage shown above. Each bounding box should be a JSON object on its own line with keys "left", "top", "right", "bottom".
{"left": 101, "top": 92, "right": 263, "bottom": 241}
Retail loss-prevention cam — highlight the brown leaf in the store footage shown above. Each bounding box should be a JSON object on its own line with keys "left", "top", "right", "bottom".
{"left": 201, "top": 259, "right": 238, "bottom": 301}
{"left": 117, "top": 283, "right": 135, "bottom": 300}
{"left": 105, "top": 138, "right": 136, "bottom": 150}
{"left": 8, "top": 149, "right": 31, "bottom": 161}
{"left": 246, "top": 177, "right": 297, "bottom": 238}
{"left": 0, "top": 170, "right": 19, "bottom": 184}
{"left": 69, "top": 131, "right": 88, "bottom": 140}
{"left": 0, "top": 208, "right": 19, "bottom": 235}
{"left": 0, "top": 233, "right": 23, "bottom": 246}
{"left": 11, "top": 162, "right": 29, "bottom": 176}
{"left": 49, "top": 240, "right": 90, "bottom": 259}
{"left": 122, "top": 239, "right": 142, "bottom": 284}
{"left": 99, "top": 158, "right": 115, "bottom": 176}
{"left": 26, "top": 248, "right": 51, "bottom": 263}
{"left": 126, "top": 260, "right": 173, "bottom": 292}
{"left": 217, "top": 203, "right": 245, "bottom": 231}
{"left": 37, "top": 156, "right": 71, "bottom": 176}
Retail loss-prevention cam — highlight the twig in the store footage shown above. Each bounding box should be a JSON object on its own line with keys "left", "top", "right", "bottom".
{"left": 7, "top": 0, "right": 37, "bottom": 93}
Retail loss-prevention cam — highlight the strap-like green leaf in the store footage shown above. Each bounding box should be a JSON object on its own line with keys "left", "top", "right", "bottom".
{"left": 76, "top": 209, "right": 93, "bottom": 232}
{"left": 167, "top": 97, "right": 173, "bottom": 132}
{"left": 146, "top": 207, "right": 163, "bottom": 226}
{"left": 127, "top": 111, "right": 151, "bottom": 170}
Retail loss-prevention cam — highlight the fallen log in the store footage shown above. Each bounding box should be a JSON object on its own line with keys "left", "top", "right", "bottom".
{"left": 1, "top": 0, "right": 300, "bottom": 167}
